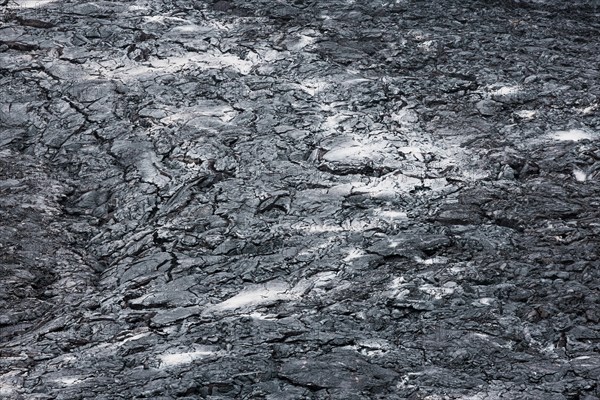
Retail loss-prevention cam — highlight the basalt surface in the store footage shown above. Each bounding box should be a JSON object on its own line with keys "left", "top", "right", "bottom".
{"left": 1, "top": 0, "right": 600, "bottom": 399}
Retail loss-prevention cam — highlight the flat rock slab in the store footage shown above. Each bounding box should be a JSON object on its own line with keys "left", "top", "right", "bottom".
{"left": 279, "top": 353, "right": 399, "bottom": 390}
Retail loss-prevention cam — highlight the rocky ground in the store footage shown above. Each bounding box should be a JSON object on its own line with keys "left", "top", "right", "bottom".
{"left": 1, "top": 0, "right": 600, "bottom": 398}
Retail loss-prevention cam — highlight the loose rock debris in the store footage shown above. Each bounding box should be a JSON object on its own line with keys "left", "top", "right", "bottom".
{"left": 1, "top": 0, "right": 600, "bottom": 398}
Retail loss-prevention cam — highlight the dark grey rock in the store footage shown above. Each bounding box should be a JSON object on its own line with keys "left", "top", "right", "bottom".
{"left": 476, "top": 99, "right": 503, "bottom": 116}
{"left": 279, "top": 353, "right": 398, "bottom": 391}
{"left": 2, "top": 0, "right": 600, "bottom": 399}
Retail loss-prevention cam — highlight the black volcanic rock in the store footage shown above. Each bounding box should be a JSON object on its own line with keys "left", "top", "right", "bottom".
{"left": 1, "top": 0, "right": 600, "bottom": 399}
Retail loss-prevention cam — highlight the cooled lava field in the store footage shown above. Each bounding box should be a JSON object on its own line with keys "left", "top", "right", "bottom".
{"left": 1, "top": 0, "right": 600, "bottom": 398}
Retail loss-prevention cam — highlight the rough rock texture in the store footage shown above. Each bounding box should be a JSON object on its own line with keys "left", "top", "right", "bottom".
{"left": 1, "top": 0, "right": 600, "bottom": 398}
